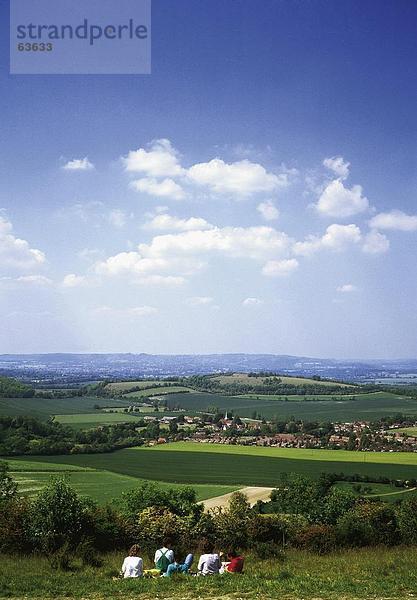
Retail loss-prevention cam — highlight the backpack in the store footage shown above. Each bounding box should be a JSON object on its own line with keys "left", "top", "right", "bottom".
{"left": 155, "top": 549, "right": 171, "bottom": 572}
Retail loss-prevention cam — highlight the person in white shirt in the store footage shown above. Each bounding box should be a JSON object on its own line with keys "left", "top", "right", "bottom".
{"left": 121, "top": 544, "right": 143, "bottom": 578}
{"left": 154, "top": 538, "right": 175, "bottom": 573}
{"left": 197, "top": 541, "right": 220, "bottom": 576}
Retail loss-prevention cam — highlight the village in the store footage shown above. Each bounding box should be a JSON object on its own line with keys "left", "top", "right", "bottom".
{"left": 126, "top": 405, "right": 417, "bottom": 453}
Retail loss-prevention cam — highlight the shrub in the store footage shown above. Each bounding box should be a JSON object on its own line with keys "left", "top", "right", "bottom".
{"left": 337, "top": 502, "right": 399, "bottom": 547}
{"left": 396, "top": 498, "right": 417, "bottom": 545}
{"left": 247, "top": 514, "right": 287, "bottom": 546}
{"left": 128, "top": 507, "right": 190, "bottom": 559}
{"left": 29, "top": 478, "right": 93, "bottom": 553}
{"left": 0, "top": 497, "right": 31, "bottom": 554}
{"left": 253, "top": 541, "right": 286, "bottom": 560}
{"left": 295, "top": 524, "right": 337, "bottom": 554}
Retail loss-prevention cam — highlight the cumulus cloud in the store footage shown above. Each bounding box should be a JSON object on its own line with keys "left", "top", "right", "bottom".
{"left": 63, "top": 157, "right": 94, "bottom": 171}
{"left": 185, "top": 296, "right": 214, "bottom": 306}
{"left": 143, "top": 213, "right": 213, "bottom": 232}
{"left": 131, "top": 177, "right": 186, "bottom": 200}
{"left": 362, "top": 230, "right": 390, "bottom": 254}
{"left": 62, "top": 274, "right": 88, "bottom": 288}
{"left": 0, "top": 216, "right": 46, "bottom": 271}
{"left": 262, "top": 258, "right": 299, "bottom": 277}
{"left": 95, "top": 225, "right": 291, "bottom": 285}
{"left": 187, "top": 158, "right": 287, "bottom": 197}
{"left": 323, "top": 156, "right": 350, "bottom": 180}
{"left": 336, "top": 284, "right": 357, "bottom": 293}
{"left": 242, "top": 297, "right": 264, "bottom": 307}
{"left": 257, "top": 200, "right": 280, "bottom": 221}
{"left": 123, "top": 139, "right": 184, "bottom": 178}
{"left": 92, "top": 305, "right": 158, "bottom": 317}
{"left": 293, "top": 224, "right": 362, "bottom": 256}
{"left": 369, "top": 210, "right": 417, "bottom": 232}
{"left": 315, "top": 180, "right": 369, "bottom": 218}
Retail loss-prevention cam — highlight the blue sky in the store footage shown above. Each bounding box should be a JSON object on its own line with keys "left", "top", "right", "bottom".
{"left": 1, "top": 0, "right": 416, "bottom": 357}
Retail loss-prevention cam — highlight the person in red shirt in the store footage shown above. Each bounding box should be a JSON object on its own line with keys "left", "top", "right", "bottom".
{"left": 225, "top": 550, "right": 244, "bottom": 574}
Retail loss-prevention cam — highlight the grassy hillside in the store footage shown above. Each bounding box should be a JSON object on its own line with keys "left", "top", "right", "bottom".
{"left": 1, "top": 546, "right": 417, "bottom": 599}
{"left": 8, "top": 443, "right": 417, "bottom": 488}
{"left": 212, "top": 373, "right": 354, "bottom": 387}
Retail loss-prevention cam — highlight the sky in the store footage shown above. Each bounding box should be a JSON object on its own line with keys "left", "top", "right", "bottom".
{"left": 0, "top": 0, "right": 417, "bottom": 358}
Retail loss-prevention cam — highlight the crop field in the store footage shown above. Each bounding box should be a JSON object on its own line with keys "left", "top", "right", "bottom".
{"left": 6, "top": 457, "right": 239, "bottom": 504}
{"left": 211, "top": 373, "right": 354, "bottom": 387}
{"left": 334, "top": 481, "right": 417, "bottom": 502}
{"left": 53, "top": 411, "right": 145, "bottom": 429}
{"left": 105, "top": 380, "right": 167, "bottom": 392}
{"left": 165, "top": 390, "right": 417, "bottom": 421}
{"left": 0, "top": 395, "right": 132, "bottom": 420}
{"left": 393, "top": 426, "right": 417, "bottom": 436}
{"left": 123, "top": 386, "right": 195, "bottom": 398}
{"left": 9, "top": 442, "right": 417, "bottom": 489}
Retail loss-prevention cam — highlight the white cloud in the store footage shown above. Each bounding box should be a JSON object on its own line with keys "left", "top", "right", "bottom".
{"left": 185, "top": 296, "right": 214, "bottom": 306}
{"left": 95, "top": 224, "right": 291, "bottom": 285}
{"left": 187, "top": 158, "right": 287, "bottom": 197}
{"left": 123, "top": 139, "right": 184, "bottom": 178}
{"left": 369, "top": 210, "right": 417, "bottom": 232}
{"left": 315, "top": 180, "right": 369, "bottom": 218}
{"left": 323, "top": 156, "right": 350, "bottom": 180}
{"left": 0, "top": 275, "right": 52, "bottom": 288}
{"left": 137, "top": 275, "right": 186, "bottom": 286}
{"left": 242, "top": 297, "right": 264, "bottom": 307}
{"left": 257, "top": 200, "right": 280, "bottom": 221}
{"left": 294, "top": 224, "right": 362, "bottom": 256}
{"left": 131, "top": 177, "right": 186, "bottom": 200}
{"left": 262, "top": 258, "right": 299, "bottom": 277}
{"left": 107, "top": 209, "right": 127, "bottom": 228}
{"left": 336, "top": 284, "right": 357, "bottom": 293}
{"left": 93, "top": 305, "right": 158, "bottom": 317}
{"left": 362, "top": 230, "right": 390, "bottom": 255}
{"left": 143, "top": 214, "right": 213, "bottom": 232}
{"left": 138, "top": 226, "right": 290, "bottom": 261}
{"left": 63, "top": 157, "right": 94, "bottom": 171}
{"left": 0, "top": 216, "right": 46, "bottom": 271}
{"left": 62, "top": 274, "right": 88, "bottom": 288}
{"left": 15, "top": 275, "right": 52, "bottom": 286}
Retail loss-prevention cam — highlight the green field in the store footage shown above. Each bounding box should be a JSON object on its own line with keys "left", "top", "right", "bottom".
{"left": 0, "top": 396, "right": 132, "bottom": 420}
{"left": 6, "top": 458, "right": 238, "bottom": 504}
{"left": 212, "top": 373, "right": 354, "bottom": 387}
{"left": 54, "top": 411, "right": 145, "bottom": 429}
{"left": 334, "top": 481, "right": 417, "bottom": 502}
{"left": 105, "top": 380, "right": 167, "bottom": 392}
{"left": 8, "top": 442, "right": 417, "bottom": 490}
{"left": 393, "top": 426, "right": 417, "bottom": 436}
{"left": 165, "top": 390, "right": 417, "bottom": 421}
{"left": 124, "top": 386, "right": 195, "bottom": 398}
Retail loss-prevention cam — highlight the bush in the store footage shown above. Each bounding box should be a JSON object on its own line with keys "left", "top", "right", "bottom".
{"left": 396, "top": 498, "right": 417, "bottom": 545}
{"left": 247, "top": 514, "right": 287, "bottom": 546}
{"left": 128, "top": 507, "right": 190, "bottom": 559}
{"left": 0, "top": 497, "right": 31, "bottom": 554}
{"left": 337, "top": 502, "right": 399, "bottom": 547}
{"left": 253, "top": 541, "right": 286, "bottom": 560}
{"left": 29, "top": 478, "right": 94, "bottom": 553}
{"left": 295, "top": 524, "right": 337, "bottom": 554}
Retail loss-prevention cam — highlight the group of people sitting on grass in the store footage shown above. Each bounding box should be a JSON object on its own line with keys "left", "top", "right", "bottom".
{"left": 121, "top": 538, "right": 244, "bottom": 578}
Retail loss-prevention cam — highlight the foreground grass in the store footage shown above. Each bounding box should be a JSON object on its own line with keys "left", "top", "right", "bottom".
{"left": 0, "top": 547, "right": 417, "bottom": 599}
